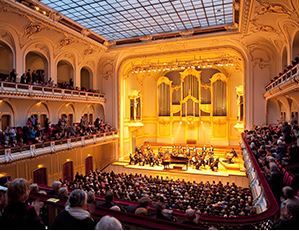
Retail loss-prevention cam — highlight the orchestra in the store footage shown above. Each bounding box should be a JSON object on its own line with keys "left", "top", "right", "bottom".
{"left": 128, "top": 144, "right": 233, "bottom": 172}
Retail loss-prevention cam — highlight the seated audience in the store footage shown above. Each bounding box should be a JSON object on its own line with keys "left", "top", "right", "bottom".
{"left": 95, "top": 215, "right": 123, "bottom": 230}
{"left": 51, "top": 189, "right": 95, "bottom": 229}
{"left": 0, "top": 178, "right": 45, "bottom": 229}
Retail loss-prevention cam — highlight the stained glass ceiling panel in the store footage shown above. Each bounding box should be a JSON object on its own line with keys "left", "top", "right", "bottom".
{"left": 41, "top": 0, "right": 234, "bottom": 41}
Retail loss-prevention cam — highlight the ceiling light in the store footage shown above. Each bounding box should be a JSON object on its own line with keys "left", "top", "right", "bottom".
{"left": 34, "top": 6, "right": 40, "bottom": 11}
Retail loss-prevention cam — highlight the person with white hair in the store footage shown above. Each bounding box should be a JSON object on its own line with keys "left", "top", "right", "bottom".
{"left": 95, "top": 215, "right": 122, "bottom": 230}
{"left": 51, "top": 189, "right": 95, "bottom": 229}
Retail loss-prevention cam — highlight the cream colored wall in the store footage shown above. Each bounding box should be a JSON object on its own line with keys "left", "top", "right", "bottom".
{"left": 0, "top": 141, "right": 118, "bottom": 185}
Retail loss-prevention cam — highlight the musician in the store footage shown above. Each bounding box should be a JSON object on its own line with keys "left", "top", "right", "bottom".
{"left": 202, "top": 145, "right": 207, "bottom": 154}
{"left": 225, "top": 148, "right": 238, "bottom": 164}
{"left": 210, "top": 158, "right": 220, "bottom": 171}
{"left": 129, "top": 153, "right": 135, "bottom": 165}
{"left": 209, "top": 145, "right": 214, "bottom": 155}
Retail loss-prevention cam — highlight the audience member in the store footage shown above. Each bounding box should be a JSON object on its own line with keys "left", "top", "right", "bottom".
{"left": 95, "top": 215, "right": 122, "bottom": 230}
{"left": 0, "top": 178, "right": 45, "bottom": 229}
{"left": 51, "top": 189, "right": 95, "bottom": 229}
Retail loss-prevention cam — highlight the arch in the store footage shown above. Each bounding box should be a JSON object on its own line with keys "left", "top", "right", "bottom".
{"left": 85, "top": 156, "right": 93, "bottom": 175}
{"left": 0, "top": 100, "right": 15, "bottom": 128}
{"left": 58, "top": 103, "right": 75, "bottom": 126}
{"left": 25, "top": 51, "right": 48, "bottom": 82}
{"left": 27, "top": 102, "right": 50, "bottom": 126}
{"left": 80, "top": 66, "right": 93, "bottom": 90}
{"left": 33, "top": 167, "right": 47, "bottom": 186}
{"left": 0, "top": 41, "right": 14, "bottom": 79}
{"left": 292, "top": 30, "right": 299, "bottom": 60}
{"left": 82, "top": 104, "right": 95, "bottom": 124}
{"left": 63, "top": 161, "right": 73, "bottom": 182}
{"left": 0, "top": 26, "right": 18, "bottom": 70}
{"left": 94, "top": 104, "right": 105, "bottom": 121}
{"left": 57, "top": 60, "right": 74, "bottom": 85}
{"left": 281, "top": 46, "right": 288, "bottom": 71}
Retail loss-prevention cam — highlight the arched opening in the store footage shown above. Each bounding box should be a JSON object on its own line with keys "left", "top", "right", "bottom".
{"left": 282, "top": 46, "right": 288, "bottom": 71}
{"left": 58, "top": 104, "right": 75, "bottom": 126}
{"left": 292, "top": 31, "right": 299, "bottom": 60}
{"left": 0, "top": 101, "right": 14, "bottom": 129}
{"left": 28, "top": 102, "right": 49, "bottom": 127}
{"left": 1, "top": 115, "right": 11, "bottom": 130}
{"left": 33, "top": 167, "right": 47, "bottom": 186}
{"left": 85, "top": 156, "right": 93, "bottom": 175}
{"left": 82, "top": 105, "right": 95, "bottom": 125}
{"left": 80, "top": 67, "right": 92, "bottom": 90}
{"left": 0, "top": 41, "right": 13, "bottom": 81}
{"left": 57, "top": 60, "right": 74, "bottom": 87}
{"left": 63, "top": 161, "right": 73, "bottom": 182}
{"left": 25, "top": 51, "right": 48, "bottom": 84}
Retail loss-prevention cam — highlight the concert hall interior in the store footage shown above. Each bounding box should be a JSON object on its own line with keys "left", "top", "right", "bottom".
{"left": 0, "top": 0, "right": 299, "bottom": 230}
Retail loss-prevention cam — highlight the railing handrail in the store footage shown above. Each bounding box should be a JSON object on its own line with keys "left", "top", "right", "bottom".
{"left": 0, "top": 80, "right": 105, "bottom": 98}
{"left": 265, "top": 63, "right": 299, "bottom": 91}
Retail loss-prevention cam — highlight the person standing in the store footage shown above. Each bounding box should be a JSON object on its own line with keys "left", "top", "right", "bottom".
{"left": 9, "top": 69, "right": 17, "bottom": 82}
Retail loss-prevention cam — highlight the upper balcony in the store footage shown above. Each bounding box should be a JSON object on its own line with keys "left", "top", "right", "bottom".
{"left": 264, "top": 62, "right": 299, "bottom": 100}
{"left": 0, "top": 81, "right": 105, "bottom": 104}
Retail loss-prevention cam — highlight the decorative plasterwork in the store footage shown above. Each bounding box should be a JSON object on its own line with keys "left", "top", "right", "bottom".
{"left": 24, "top": 22, "right": 42, "bottom": 38}
{"left": 255, "top": 0, "right": 291, "bottom": 16}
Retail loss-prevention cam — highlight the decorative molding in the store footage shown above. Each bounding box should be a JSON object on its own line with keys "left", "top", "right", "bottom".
{"left": 59, "top": 37, "right": 73, "bottom": 47}
{"left": 255, "top": 0, "right": 291, "bottom": 16}
{"left": 252, "top": 58, "right": 270, "bottom": 69}
{"left": 48, "top": 11, "right": 62, "bottom": 22}
{"left": 24, "top": 22, "right": 42, "bottom": 38}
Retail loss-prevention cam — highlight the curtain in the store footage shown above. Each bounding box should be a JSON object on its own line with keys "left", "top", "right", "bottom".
{"left": 158, "top": 83, "right": 170, "bottom": 116}
{"left": 213, "top": 80, "right": 226, "bottom": 116}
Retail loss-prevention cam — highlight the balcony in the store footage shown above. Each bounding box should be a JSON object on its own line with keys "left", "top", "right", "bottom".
{"left": 0, "top": 81, "right": 105, "bottom": 104}
{"left": 0, "top": 131, "right": 118, "bottom": 164}
{"left": 264, "top": 63, "right": 299, "bottom": 100}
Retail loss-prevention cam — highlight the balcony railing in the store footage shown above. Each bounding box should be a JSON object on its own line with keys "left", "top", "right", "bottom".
{"left": 0, "top": 131, "right": 118, "bottom": 164}
{"left": 0, "top": 81, "right": 105, "bottom": 103}
{"left": 265, "top": 63, "right": 299, "bottom": 92}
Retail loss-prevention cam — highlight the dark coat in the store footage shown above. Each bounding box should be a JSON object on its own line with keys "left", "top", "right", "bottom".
{"left": 0, "top": 202, "right": 45, "bottom": 230}
{"left": 51, "top": 209, "right": 95, "bottom": 230}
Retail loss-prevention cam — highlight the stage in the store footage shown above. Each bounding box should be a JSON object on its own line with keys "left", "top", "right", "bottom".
{"left": 105, "top": 159, "right": 249, "bottom": 188}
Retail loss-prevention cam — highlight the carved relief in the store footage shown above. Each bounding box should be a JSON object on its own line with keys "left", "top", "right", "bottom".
{"left": 24, "top": 22, "right": 42, "bottom": 37}
{"left": 102, "top": 62, "right": 114, "bottom": 80}
{"left": 59, "top": 37, "right": 73, "bottom": 47}
{"left": 253, "top": 58, "right": 270, "bottom": 69}
{"left": 255, "top": 0, "right": 291, "bottom": 16}
{"left": 48, "top": 11, "right": 62, "bottom": 22}
{"left": 84, "top": 48, "right": 94, "bottom": 55}
{"left": 81, "top": 28, "right": 91, "bottom": 37}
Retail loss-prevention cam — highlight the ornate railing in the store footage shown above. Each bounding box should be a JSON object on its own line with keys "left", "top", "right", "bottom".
{"left": 0, "top": 81, "right": 105, "bottom": 103}
{"left": 265, "top": 63, "right": 299, "bottom": 92}
{"left": 0, "top": 131, "right": 118, "bottom": 164}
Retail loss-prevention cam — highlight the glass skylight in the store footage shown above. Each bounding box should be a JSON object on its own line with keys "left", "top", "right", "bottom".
{"left": 41, "top": 0, "right": 234, "bottom": 41}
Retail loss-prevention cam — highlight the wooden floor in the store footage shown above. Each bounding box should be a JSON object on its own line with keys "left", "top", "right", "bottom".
{"left": 105, "top": 161, "right": 249, "bottom": 188}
